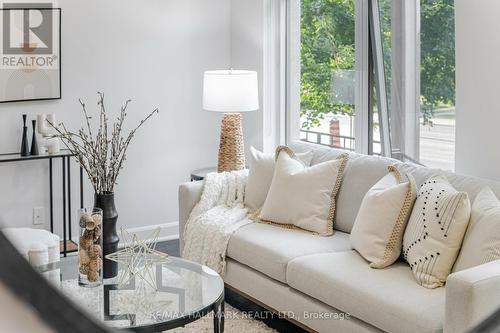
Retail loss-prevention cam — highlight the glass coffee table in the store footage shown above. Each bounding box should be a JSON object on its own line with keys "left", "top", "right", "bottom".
{"left": 37, "top": 256, "right": 225, "bottom": 332}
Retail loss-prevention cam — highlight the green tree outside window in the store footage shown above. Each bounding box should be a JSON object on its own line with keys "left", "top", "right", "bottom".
{"left": 300, "top": 0, "right": 455, "bottom": 129}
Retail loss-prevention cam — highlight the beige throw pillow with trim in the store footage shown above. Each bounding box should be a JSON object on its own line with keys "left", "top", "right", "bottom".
{"left": 351, "top": 166, "right": 417, "bottom": 268}
{"left": 259, "top": 146, "right": 348, "bottom": 235}
{"left": 402, "top": 175, "right": 471, "bottom": 288}
{"left": 245, "top": 146, "right": 313, "bottom": 212}
{"left": 453, "top": 187, "right": 500, "bottom": 272}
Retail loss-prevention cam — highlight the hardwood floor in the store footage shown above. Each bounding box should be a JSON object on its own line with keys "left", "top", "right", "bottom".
{"left": 157, "top": 239, "right": 307, "bottom": 333}
{"left": 156, "top": 238, "right": 180, "bottom": 257}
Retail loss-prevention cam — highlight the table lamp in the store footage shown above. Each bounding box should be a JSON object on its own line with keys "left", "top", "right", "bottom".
{"left": 203, "top": 69, "right": 259, "bottom": 172}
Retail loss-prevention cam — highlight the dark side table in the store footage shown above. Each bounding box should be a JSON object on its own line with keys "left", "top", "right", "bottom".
{"left": 0, "top": 149, "right": 84, "bottom": 256}
{"left": 191, "top": 167, "right": 217, "bottom": 181}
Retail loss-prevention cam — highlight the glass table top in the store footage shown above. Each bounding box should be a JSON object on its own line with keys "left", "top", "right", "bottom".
{"left": 37, "top": 256, "right": 224, "bottom": 331}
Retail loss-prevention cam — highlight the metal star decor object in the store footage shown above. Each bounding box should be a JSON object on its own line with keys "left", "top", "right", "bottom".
{"left": 105, "top": 227, "right": 171, "bottom": 290}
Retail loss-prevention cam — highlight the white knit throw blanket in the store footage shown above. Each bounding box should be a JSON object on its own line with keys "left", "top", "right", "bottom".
{"left": 182, "top": 169, "right": 251, "bottom": 276}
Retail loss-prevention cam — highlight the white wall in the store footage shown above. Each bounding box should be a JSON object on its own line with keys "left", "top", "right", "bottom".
{"left": 0, "top": 0, "right": 231, "bottom": 239}
{"left": 455, "top": 0, "right": 500, "bottom": 181}
{"left": 230, "top": 0, "right": 265, "bottom": 153}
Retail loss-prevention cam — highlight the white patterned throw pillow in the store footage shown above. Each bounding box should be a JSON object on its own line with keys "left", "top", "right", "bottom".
{"left": 402, "top": 175, "right": 471, "bottom": 288}
{"left": 258, "top": 146, "right": 348, "bottom": 235}
{"left": 351, "top": 166, "right": 416, "bottom": 268}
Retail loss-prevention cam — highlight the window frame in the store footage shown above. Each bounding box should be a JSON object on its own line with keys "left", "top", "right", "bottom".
{"left": 280, "top": 0, "right": 422, "bottom": 160}
{"left": 284, "top": 0, "right": 372, "bottom": 154}
{"left": 387, "top": 0, "right": 421, "bottom": 162}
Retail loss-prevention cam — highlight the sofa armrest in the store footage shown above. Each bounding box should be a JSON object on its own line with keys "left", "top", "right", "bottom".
{"left": 178, "top": 181, "right": 203, "bottom": 252}
{"left": 445, "top": 259, "right": 500, "bottom": 333}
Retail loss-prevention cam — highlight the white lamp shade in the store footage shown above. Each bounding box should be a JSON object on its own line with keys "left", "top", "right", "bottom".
{"left": 203, "top": 70, "right": 259, "bottom": 112}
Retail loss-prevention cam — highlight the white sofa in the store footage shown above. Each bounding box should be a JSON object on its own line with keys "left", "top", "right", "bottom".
{"left": 178, "top": 141, "right": 500, "bottom": 333}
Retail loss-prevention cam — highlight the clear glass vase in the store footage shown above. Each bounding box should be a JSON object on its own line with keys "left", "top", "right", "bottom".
{"left": 78, "top": 208, "right": 103, "bottom": 287}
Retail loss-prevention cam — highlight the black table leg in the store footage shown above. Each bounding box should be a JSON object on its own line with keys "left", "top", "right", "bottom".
{"left": 67, "top": 156, "right": 72, "bottom": 245}
{"left": 104, "top": 279, "right": 136, "bottom": 326}
{"left": 213, "top": 293, "right": 225, "bottom": 333}
{"left": 220, "top": 298, "right": 225, "bottom": 333}
{"left": 49, "top": 158, "right": 54, "bottom": 234}
{"left": 80, "top": 166, "right": 84, "bottom": 209}
{"left": 62, "top": 157, "right": 67, "bottom": 257}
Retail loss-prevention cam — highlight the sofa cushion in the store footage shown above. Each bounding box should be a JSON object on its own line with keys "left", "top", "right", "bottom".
{"left": 290, "top": 140, "right": 500, "bottom": 234}
{"left": 289, "top": 141, "right": 399, "bottom": 233}
{"left": 260, "top": 147, "right": 348, "bottom": 235}
{"left": 453, "top": 186, "right": 500, "bottom": 272}
{"left": 227, "top": 222, "right": 352, "bottom": 283}
{"left": 398, "top": 162, "right": 500, "bottom": 203}
{"left": 287, "top": 251, "right": 445, "bottom": 333}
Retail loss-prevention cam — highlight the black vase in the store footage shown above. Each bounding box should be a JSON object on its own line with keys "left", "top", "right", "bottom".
{"left": 20, "top": 114, "right": 29, "bottom": 156}
{"left": 30, "top": 119, "right": 39, "bottom": 155}
{"left": 94, "top": 192, "right": 119, "bottom": 279}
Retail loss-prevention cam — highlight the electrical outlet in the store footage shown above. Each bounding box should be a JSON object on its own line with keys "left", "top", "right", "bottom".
{"left": 33, "top": 207, "right": 45, "bottom": 225}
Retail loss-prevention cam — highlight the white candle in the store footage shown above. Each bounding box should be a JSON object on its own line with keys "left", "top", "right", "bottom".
{"left": 46, "top": 113, "right": 56, "bottom": 125}
{"left": 46, "top": 114, "right": 56, "bottom": 135}
{"left": 48, "top": 138, "right": 60, "bottom": 154}
{"left": 37, "top": 114, "right": 46, "bottom": 134}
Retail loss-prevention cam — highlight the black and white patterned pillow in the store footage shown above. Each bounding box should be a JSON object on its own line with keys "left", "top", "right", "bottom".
{"left": 402, "top": 175, "right": 471, "bottom": 288}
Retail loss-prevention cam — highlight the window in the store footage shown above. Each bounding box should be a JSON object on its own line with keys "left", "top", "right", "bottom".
{"left": 419, "top": 0, "right": 455, "bottom": 170}
{"left": 379, "top": 0, "right": 456, "bottom": 169}
{"left": 295, "top": 0, "right": 357, "bottom": 151}
{"left": 286, "top": 0, "right": 456, "bottom": 170}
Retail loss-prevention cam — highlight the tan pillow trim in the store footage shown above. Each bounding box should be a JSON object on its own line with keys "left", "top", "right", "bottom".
{"left": 370, "top": 166, "right": 416, "bottom": 268}
{"left": 256, "top": 147, "right": 349, "bottom": 236}
{"left": 249, "top": 208, "right": 311, "bottom": 234}
{"left": 275, "top": 145, "right": 296, "bottom": 160}
{"left": 274, "top": 145, "right": 309, "bottom": 167}
{"left": 325, "top": 152, "right": 349, "bottom": 235}
{"left": 387, "top": 165, "right": 402, "bottom": 182}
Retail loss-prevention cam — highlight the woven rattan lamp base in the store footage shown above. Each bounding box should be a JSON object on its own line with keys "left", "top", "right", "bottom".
{"left": 218, "top": 113, "right": 245, "bottom": 172}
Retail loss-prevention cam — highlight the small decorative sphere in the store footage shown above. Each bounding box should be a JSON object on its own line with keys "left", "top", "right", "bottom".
{"left": 84, "top": 227, "right": 101, "bottom": 242}
{"left": 93, "top": 226, "right": 101, "bottom": 240}
{"left": 79, "top": 249, "right": 90, "bottom": 265}
{"left": 89, "top": 258, "right": 101, "bottom": 272}
{"left": 80, "top": 213, "right": 93, "bottom": 228}
{"left": 92, "top": 214, "right": 102, "bottom": 226}
{"left": 85, "top": 220, "right": 96, "bottom": 231}
{"left": 87, "top": 270, "right": 98, "bottom": 282}
{"left": 79, "top": 236, "right": 92, "bottom": 250}
{"left": 83, "top": 229, "right": 93, "bottom": 240}
{"left": 88, "top": 244, "right": 102, "bottom": 259}
{"left": 79, "top": 264, "right": 90, "bottom": 275}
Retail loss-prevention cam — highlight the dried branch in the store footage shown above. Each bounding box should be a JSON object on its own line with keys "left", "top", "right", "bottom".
{"left": 48, "top": 93, "right": 158, "bottom": 194}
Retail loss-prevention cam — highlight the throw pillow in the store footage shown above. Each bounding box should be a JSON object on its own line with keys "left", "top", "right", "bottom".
{"left": 258, "top": 146, "right": 348, "bottom": 235}
{"left": 453, "top": 187, "right": 500, "bottom": 272}
{"left": 402, "top": 175, "right": 471, "bottom": 288}
{"left": 351, "top": 166, "right": 417, "bottom": 268}
{"left": 244, "top": 146, "right": 313, "bottom": 212}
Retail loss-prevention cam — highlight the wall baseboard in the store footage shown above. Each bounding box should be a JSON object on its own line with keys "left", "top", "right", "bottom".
{"left": 119, "top": 222, "right": 179, "bottom": 247}
{"left": 70, "top": 221, "right": 179, "bottom": 248}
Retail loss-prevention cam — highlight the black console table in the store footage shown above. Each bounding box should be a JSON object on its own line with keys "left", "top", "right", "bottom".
{"left": 190, "top": 167, "right": 217, "bottom": 181}
{"left": 0, "top": 149, "right": 84, "bottom": 256}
